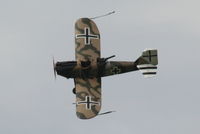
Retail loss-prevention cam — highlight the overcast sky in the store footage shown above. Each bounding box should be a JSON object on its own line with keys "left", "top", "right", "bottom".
{"left": 1, "top": 0, "right": 200, "bottom": 134}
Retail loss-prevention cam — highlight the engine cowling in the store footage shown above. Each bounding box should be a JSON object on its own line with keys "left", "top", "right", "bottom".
{"left": 55, "top": 61, "right": 77, "bottom": 78}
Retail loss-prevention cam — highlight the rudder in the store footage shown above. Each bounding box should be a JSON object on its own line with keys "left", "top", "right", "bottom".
{"left": 136, "top": 49, "right": 158, "bottom": 78}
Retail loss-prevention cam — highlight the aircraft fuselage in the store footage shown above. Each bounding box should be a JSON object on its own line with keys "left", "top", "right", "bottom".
{"left": 55, "top": 60, "right": 138, "bottom": 79}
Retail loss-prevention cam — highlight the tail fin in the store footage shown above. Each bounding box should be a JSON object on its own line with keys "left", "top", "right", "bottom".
{"left": 136, "top": 49, "right": 158, "bottom": 78}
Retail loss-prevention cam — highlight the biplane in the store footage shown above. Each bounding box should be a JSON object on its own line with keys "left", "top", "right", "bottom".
{"left": 53, "top": 18, "right": 158, "bottom": 119}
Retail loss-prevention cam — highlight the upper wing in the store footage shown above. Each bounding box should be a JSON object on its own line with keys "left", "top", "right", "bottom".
{"left": 75, "top": 18, "right": 100, "bottom": 62}
{"left": 75, "top": 77, "right": 101, "bottom": 119}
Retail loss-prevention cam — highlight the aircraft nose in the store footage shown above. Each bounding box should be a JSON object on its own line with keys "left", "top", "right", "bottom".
{"left": 52, "top": 61, "right": 64, "bottom": 77}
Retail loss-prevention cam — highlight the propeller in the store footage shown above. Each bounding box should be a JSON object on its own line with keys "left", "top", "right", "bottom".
{"left": 53, "top": 56, "right": 57, "bottom": 80}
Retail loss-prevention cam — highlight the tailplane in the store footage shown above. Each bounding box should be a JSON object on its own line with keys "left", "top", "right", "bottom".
{"left": 136, "top": 49, "right": 158, "bottom": 78}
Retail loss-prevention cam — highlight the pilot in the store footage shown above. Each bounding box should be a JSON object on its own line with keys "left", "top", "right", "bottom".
{"left": 80, "top": 60, "right": 91, "bottom": 68}
{"left": 80, "top": 60, "right": 91, "bottom": 78}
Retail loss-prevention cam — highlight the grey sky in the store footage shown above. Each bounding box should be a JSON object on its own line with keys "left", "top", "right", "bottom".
{"left": 0, "top": 0, "right": 200, "bottom": 134}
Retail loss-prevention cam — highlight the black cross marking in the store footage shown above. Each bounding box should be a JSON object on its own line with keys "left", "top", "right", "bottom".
{"left": 76, "top": 27, "right": 99, "bottom": 45}
{"left": 77, "top": 96, "right": 100, "bottom": 110}
{"left": 142, "top": 51, "right": 157, "bottom": 62}
{"left": 111, "top": 66, "right": 121, "bottom": 74}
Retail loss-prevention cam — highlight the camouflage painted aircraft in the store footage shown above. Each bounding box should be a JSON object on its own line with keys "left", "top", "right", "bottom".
{"left": 53, "top": 18, "right": 158, "bottom": 120}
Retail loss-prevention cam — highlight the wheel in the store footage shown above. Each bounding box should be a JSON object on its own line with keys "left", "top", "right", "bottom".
{"left": 72, "top": 88, "right": 76, "bottom": 94}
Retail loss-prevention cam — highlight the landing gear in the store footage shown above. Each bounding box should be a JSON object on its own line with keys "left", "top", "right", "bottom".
{"left": 72, "top": 88, "right": 76, "bottom": 94}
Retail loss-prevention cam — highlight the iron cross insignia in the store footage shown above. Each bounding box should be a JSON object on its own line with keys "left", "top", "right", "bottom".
{"left": 76, "top": 96, "right": 100, "bottom": 110}
{"left": 142, "top": 50, "right": 157, "bottom": 62}
{"left": 111, "top": 66, "right": 121, "bottom": 74}
{"left": 76, "top": 27, "right": 99, "bottom": 45}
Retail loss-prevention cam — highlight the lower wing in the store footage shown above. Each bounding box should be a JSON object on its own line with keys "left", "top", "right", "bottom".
{"left": 75, "top": 77, "right": 101, "bottom": 119}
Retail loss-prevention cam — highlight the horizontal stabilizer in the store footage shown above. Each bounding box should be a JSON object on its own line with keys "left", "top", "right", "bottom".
{"left": 137, "top": 64, "right": 157, "bottom": 78}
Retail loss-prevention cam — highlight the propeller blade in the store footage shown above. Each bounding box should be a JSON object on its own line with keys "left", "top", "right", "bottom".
{"left": 53, "top": 57, "right": 57, "bottom": 80}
